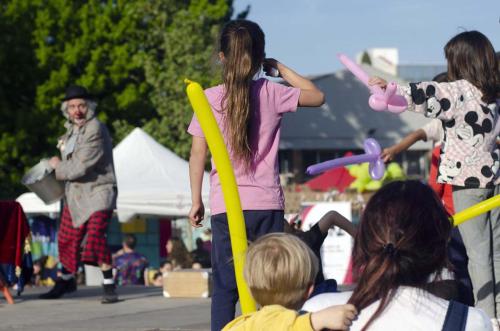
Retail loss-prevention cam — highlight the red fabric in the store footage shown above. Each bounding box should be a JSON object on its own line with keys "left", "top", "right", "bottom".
{"left": 342, "top": 256, "right": 354, "bottom": 285}
{"left": 159, "top": 218, "right": 172, "bottom": 258}
{"left": 0, "top": 201, "right": 30, "bottom": 267}
{"left": 428, "top": 146, "right": 455, "bottom": 214}
{"left": 58, "top": 206, "right": 112, "bottom": 274}
{"left": 305, "top": 167, "right": 355, "bottom": 192}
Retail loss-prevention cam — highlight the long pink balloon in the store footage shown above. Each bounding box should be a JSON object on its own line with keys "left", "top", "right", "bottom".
{"left": 338, "top": 54, "right": 407, "bottom": 114}
{"left": 338, "top": 54, "right": 383, "bottom": 94}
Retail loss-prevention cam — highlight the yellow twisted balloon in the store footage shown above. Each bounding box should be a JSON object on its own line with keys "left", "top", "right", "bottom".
{"left": 184, "top": 79, "right": 256, "bottom": 313}
{"left": 452, "top": 194, "right": 500, "bottom": 226}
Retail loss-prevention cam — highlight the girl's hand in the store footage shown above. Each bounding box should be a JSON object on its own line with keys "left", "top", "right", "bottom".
{"left": 381, "top": 147, "right": 397, "bottom": 163}
{"left": 263, "top": 58, "right": 281, "bottom": 77}
{"left": 368, "top": 76, "right": 388, "bottom": 89}
{"left": 189, "top": 202, "right": 205, "bottom": 228}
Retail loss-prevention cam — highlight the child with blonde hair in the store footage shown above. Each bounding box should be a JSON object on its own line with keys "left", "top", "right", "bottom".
{"left": 223, "top": 233, "right": 357, "bottom": 331}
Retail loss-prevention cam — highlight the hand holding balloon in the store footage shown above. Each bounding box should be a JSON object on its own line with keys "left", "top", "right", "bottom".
{"left": 306, "top": 138, "right": 386, "bottom": 180}
{"left": 338, "top": 54, "right": 407, "bottom": 114}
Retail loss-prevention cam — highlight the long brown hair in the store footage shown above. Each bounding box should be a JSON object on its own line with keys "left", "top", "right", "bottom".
{"left": 445, "top": 31, "right": 500, "bottom": 103}
{"left": 167, "top": 237, "right": 193, "bottom": 269}
{"left": 219, "top": 20, "right": 265, "bottom": 169}
{"left": 348, "top": 180, "right": 452, "bottom": 330}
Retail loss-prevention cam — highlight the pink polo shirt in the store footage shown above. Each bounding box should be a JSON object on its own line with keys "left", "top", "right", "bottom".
{"left": 188, "top": 78, "right": 300, "bottom": 215}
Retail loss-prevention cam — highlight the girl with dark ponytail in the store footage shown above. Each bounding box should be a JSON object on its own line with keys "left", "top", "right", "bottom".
{"left": 187, "top": 19, "right": 324, "bottom": 331}
{"left": 304, "top": 180, "right": 491, "bottom": 330}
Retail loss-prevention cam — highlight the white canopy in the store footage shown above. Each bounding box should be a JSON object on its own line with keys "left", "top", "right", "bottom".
{"left": 18, "top": 128, "right": 210, "bottom": 222}
{"left": 113, "top": 128, "right": 210, "bottom": 222}
{"left": 16, "top": 192, "right": 60, "bottom": 215}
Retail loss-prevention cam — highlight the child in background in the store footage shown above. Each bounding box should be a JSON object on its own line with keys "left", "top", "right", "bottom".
{"left": 222, "top": 233, "right": 357, "bottom": 331}
{"left": 188, "top": 19, "right": 324, "bottom": 330}
{"left": 284, "top": 210, "right": 356, "bottom": 294}
{"left": 370, "top": 30, "right": 500, "bottom": 321}
{"left": 165, "top": 237, "right": 192, "bottom": 270}
{"left": 159, "top": 260, "right": 173, "bottom": 274}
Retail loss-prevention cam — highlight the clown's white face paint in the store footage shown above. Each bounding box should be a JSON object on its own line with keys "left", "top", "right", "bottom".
{"left": 67, "top": 98, "right": 88, "bottom": 127}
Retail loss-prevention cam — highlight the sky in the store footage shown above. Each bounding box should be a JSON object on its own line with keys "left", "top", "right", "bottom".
{"left": 233, "top": 0, "right": 500, "bottom": 76}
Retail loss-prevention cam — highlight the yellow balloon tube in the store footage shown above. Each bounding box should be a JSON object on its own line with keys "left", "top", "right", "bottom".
{"left": 184, "top": 79, "right": 256, "bottom": 313}
{"left": 452, "top": 194, "right": 500, "bottom": 226}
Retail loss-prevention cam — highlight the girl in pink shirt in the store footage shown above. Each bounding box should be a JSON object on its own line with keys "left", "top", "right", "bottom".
{"left": 370, "top": 31, "right": 500, "bottom": 323}
{"left": 187, "top": 20, "right": 324, "bottom": 330}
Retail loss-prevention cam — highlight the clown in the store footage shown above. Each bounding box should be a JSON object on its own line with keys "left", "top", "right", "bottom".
{"left": 39, "top": 85, "right": 118, "bottom": 304}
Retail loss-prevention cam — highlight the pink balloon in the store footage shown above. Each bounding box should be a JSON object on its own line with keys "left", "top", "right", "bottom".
{"left": 338, "top": 54, "right": 407, "bottom": 114}
{"left": 338, "top": 54, "right": 383, "bottom": 95}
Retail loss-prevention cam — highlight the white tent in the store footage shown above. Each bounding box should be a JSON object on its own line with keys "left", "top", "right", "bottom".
{"left": 113, "top": 128, "right": 210, "bottom": 222}
{"left": 17, "top": 128, "right": 210, "bottom": 222}
{"left": 16, "top": 192, "right": 60, "bottom": 215}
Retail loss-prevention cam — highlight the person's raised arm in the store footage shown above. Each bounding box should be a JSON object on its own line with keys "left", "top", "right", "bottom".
{"left": 189, "top": 136, "right": 208, "bottom": 228}
{"left": 369, "top": 76, "right": 458, "bottom": 122}
{"left": 381, "top": 129, "right": 427, "bottom": 163}
{"left": 264, "top": 58, "right": 325, "bottom": 107}
{"left": 317, "top": 210, "right": 357, "bottom": 238}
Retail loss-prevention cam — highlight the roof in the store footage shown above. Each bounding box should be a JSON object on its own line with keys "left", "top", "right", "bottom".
{"left": 280, "top": 65, "right": 434, "bottom": 151}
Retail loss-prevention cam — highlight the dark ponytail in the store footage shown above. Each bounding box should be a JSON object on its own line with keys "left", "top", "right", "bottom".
{"left": 348, "top": 180, "right": 452, "bottom": 330}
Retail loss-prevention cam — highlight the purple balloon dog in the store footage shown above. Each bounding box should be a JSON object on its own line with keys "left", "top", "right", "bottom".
{"left": 306, "top": 138, "right": 385, "bottom": 180}
{"left": 338, "top": 54, "right": 407, "bottom": 114}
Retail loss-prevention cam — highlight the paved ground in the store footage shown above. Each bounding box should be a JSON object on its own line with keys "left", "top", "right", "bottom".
{"left": 0, "top": 286, "right": 212, "bottom": 331}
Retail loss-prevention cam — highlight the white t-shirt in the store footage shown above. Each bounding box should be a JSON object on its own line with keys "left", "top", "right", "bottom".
{"left": 422, "top": 119, "right": 444, "bottom": 144}
{"left": 303, "top": 286, "right": 492, "bottom": 331}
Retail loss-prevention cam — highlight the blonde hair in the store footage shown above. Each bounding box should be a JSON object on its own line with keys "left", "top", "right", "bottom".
{"left": 244, "top": 233, "right": 319, "bottom": 310}
{"left": 219, "top": 20, "right": 265, "bottom": 172}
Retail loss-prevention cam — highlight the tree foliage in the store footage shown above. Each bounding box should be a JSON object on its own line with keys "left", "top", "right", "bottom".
{"left": 0, "top": 0, "right": 240, "bottom": 198}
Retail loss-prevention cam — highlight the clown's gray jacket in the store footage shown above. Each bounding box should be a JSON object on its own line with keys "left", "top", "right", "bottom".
{"left": 55, "top": 117, "right": 117, "bottom": 227}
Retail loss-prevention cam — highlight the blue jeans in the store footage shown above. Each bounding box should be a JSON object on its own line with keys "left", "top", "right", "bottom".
{"left": 210, "top": 210, "right": 284, "bottom": 331}
{"left": 309, "top": 279, "right": 338, "bottom": 298}
{"left": 448, "top": 226, "right": 474, "bottom": 306}
{"left": 454, "top": 185, "right": 500, "bottom": 317}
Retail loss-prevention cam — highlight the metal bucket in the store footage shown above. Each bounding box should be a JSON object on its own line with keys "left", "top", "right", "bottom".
{"left": 22, "top": 160, "right": 65, "bottom": 204}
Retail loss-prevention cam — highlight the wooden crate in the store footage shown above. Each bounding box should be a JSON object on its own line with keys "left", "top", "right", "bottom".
{"left": 163, "top": 270, "right": 212, "bottom": 298}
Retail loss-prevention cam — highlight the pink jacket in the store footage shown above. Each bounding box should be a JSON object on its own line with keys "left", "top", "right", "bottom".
{"left": 398, "top": 80, "right": 499, "bottom": 188}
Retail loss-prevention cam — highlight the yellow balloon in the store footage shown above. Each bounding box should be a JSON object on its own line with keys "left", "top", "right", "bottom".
{"left": 184, "top": 79, "right": 256, "bottom": 313}
{"left": 452, "top": 194, "right": 500, "bottom": 226}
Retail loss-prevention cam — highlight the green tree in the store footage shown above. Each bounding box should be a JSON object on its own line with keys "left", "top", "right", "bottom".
{"left": 361, "top": 51, "right": 372, "bottom": 65}
{"left": 0, "top": 1, "right": 42, "bottom": 198}
{"left": 141, "top": 0, "right": 235, "bottom": 158}
{"left": 0, "top": 0, "right": 241, "bottom": 198}
{"left": 31, "top": 0, "right": 155, "bottom": 144}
